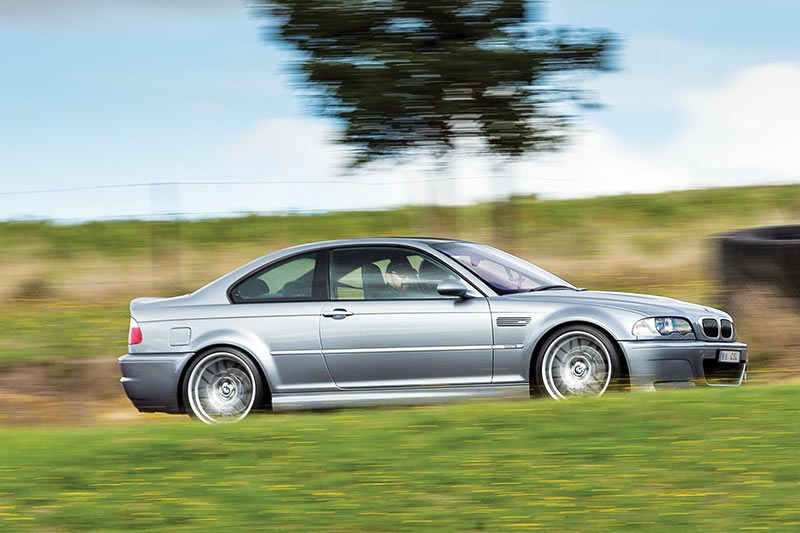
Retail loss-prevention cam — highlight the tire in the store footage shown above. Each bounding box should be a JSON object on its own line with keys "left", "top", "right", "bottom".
{"left": 183, "top": 348, "right": 264, "bottom": 424}
{"left": 534, "top": 325, "right": 624, "bottom": 400}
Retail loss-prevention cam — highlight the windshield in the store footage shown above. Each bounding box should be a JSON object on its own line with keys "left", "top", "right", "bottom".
{"left": 432, "top": 242, "right": 575, "bottom": 295}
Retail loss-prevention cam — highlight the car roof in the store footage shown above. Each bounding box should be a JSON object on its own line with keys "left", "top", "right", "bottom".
{"left": 307, "top": 236, "right": 469, "bottom": 246}
{"left": 273, "top": 236, "right": 473, "bottom": 253}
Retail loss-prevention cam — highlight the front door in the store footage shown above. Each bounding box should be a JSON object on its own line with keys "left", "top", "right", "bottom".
{"left": 319, "top": 246, "right": 493, "bottom": 388}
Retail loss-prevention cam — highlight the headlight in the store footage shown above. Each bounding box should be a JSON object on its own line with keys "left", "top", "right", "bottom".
{"left": 632, "top": 317, "right": 693, "bottom": 337}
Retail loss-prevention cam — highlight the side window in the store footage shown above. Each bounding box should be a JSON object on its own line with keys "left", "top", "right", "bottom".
{"left": 230, "top": 252, "right": 322, "bottom": 303}
{"left": 330, "top": 247, "right": 459, "bottom": 301}
{"left": 330, "top": 249, "right": 369, "bottom": 301}
{"left": 414, "top": 256, "right": 457, "bottom": 293}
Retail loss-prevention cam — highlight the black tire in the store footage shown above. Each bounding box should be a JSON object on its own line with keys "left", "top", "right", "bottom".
{"left": 534, "top": 325, "right": 625, "bottom": 400}
{"left": 182, "top": 348, "right": 264, "bottom": 424}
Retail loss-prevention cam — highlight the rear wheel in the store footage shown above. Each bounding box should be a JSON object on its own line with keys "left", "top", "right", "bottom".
{"left": 183, "top": 348, "right": 263, "bottom": 424}
{"left": 535, "top": 325, "right": 624, "bottom": 399}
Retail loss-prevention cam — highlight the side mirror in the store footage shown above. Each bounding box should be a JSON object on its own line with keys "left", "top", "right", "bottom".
{"left": 436, "top": 279, "right": 471, "bottom": 298}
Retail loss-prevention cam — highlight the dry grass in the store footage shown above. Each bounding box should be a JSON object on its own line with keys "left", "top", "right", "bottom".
{"left": 2, "top": 184, "right": 799, "bottom": 372}
{"left": 724, "top": 285, "right": 800, "bottom": 382}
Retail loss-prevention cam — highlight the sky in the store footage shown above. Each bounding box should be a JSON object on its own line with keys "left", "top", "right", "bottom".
{"left": 1, "top": 0, "right": 799, "bottom": 222}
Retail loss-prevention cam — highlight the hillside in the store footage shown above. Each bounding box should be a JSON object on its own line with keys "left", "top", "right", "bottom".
{"left": 0, "top": 184, "right": 798, "bottom": 371}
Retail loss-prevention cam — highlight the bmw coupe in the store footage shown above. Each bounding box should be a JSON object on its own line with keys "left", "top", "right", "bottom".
{"left": 120, "top": 238, "right": 747, "bottom": 423}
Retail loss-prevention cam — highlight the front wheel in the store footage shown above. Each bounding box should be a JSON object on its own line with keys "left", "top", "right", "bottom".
{"left": 535, "top": 325, "right": 624, "bottom": 400}
{"left": 183, "top": 349, "right": 263, "bottom": 424}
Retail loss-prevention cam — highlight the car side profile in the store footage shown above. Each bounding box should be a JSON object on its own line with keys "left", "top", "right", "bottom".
{"left": 119, "top": 238, "right": 748, "bottom": 423}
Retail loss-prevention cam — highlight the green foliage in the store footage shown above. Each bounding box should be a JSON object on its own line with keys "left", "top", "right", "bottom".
{"left": 1, "top": 385, "right": 799, "bottom": 530}
{"left": 252, "top": 0, "right": 617, "bottom": 165}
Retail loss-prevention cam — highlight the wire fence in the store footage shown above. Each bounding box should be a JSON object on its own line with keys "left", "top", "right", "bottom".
{"left": 1, "top": 180, "right": 374, "bottom": 223}
{"left": 0, "top": 178, "right": 515, "bottom": 298}
{"left": 0, "top": 172, "right": 596, "bottom": 224}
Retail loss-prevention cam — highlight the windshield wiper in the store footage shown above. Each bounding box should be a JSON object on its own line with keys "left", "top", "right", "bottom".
{"left": 527, "top": 284, "right": 583, "bottom": 292}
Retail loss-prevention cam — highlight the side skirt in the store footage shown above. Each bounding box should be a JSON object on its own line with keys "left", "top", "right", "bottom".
{"left": 271, "top": 383, "right": 530, "bottom": 411}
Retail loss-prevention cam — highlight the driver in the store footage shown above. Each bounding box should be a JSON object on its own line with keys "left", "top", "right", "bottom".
{"left": 385, "top": 259, "right": 418, "bottom": 293}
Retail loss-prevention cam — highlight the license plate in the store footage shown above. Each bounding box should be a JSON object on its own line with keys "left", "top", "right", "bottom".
{"left": 718, "top": 350, "right": 741, "bottom": 363}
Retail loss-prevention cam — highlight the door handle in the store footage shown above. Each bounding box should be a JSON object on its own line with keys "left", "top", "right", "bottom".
{"left": 322, "top": 308, "right": 354, "bottom": 318}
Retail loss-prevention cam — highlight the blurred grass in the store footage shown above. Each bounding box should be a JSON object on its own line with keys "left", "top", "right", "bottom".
{"left": 1, "top": 184, "right": 799, "bottom": 364}
{"left": 2, "top": 184, "right": 799, "bottom": 261}
{"left": 1, "top": 384, "right": 799, "bottom": 530}
{"left": 0, "top": 302, "right": 127, "bottom": 365}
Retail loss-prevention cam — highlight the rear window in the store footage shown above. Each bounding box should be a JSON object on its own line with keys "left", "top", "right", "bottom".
{"left": 230, "top": 252, "right": 325, "bottom": 302}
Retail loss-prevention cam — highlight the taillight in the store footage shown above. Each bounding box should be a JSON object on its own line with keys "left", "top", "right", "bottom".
{"left": 128, "top": 318, "right": 143, "bottom": 345}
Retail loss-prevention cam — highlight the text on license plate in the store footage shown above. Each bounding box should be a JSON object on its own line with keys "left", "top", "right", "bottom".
{"left": 718, "top": 350, "right": 741, "bottom": 363}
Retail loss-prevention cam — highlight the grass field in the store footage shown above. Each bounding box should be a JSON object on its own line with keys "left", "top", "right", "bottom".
{"left": 0, "top": 302, "right": 125, "bottom": 365}
{"left": 1, "top": 187, "right": 799, "bottom": 530}
{"left": 0, "top": 183, "right": 798, "bottom": 367}
{"left": 1, "top": 384, "right": 799, "bottom": 531}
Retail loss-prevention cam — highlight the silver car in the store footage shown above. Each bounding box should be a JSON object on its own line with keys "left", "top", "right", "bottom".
{"left": 119, "top": 238, "right": 748, "bottom": 423}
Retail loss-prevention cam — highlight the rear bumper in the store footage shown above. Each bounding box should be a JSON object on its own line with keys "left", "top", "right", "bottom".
{"left": 619, "top": 340, "right": 748, "bottom": 390}
{"left": 118, "top": 352, "right": 194, "bottom": 414}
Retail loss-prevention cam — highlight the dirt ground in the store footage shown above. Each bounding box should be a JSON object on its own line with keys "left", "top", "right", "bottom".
{"left": 2, "top": 353, "right": 791, "bottom": 427}
{"left": 0, "top": 357, "right": 179, "bottom": 426}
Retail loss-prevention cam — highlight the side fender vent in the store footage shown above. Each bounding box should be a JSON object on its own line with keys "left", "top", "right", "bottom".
{"left": 497, "top": 317, "right": 531, "bottom": 327}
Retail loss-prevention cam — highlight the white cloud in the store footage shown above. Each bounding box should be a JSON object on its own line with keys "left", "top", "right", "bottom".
{"left": 514, "top": 62, "right": 800, "bottom": 199}
{"left": 668, "top": 62, "right": 800, "bottom": 185}
{"left": 221, "top": 62, "right": 800, "bottom": 212}
{"left": 509, "top": 125, "right": 686, "bottom": 199}
{"left": 224, "top": 117, "right": 346, "bottom": 173}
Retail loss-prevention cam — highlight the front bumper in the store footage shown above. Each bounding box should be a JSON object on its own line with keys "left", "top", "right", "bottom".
{"left": 118, "top": 352, "right": 194, "bottom": 414}
{"left": 619, "top": 340, "right": 748, "bottom": 390}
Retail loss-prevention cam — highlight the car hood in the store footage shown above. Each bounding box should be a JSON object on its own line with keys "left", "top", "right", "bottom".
{"left": 504, "top": 289, "right": 721, "bottom": 318}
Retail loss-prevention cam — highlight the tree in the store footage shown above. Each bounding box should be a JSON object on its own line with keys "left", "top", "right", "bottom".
{"left": 252, "top": 0, "right": 617, "bottom": 171}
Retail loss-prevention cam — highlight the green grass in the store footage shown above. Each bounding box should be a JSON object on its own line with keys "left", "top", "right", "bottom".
{"left": 3, "top": 184, "right": 800, "bottom": 259}
{"left": 0, "top": 301, "right": 127, "bottom": 364}
{"left": 1, "top": 384, "right": 799, "bottom": 530}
